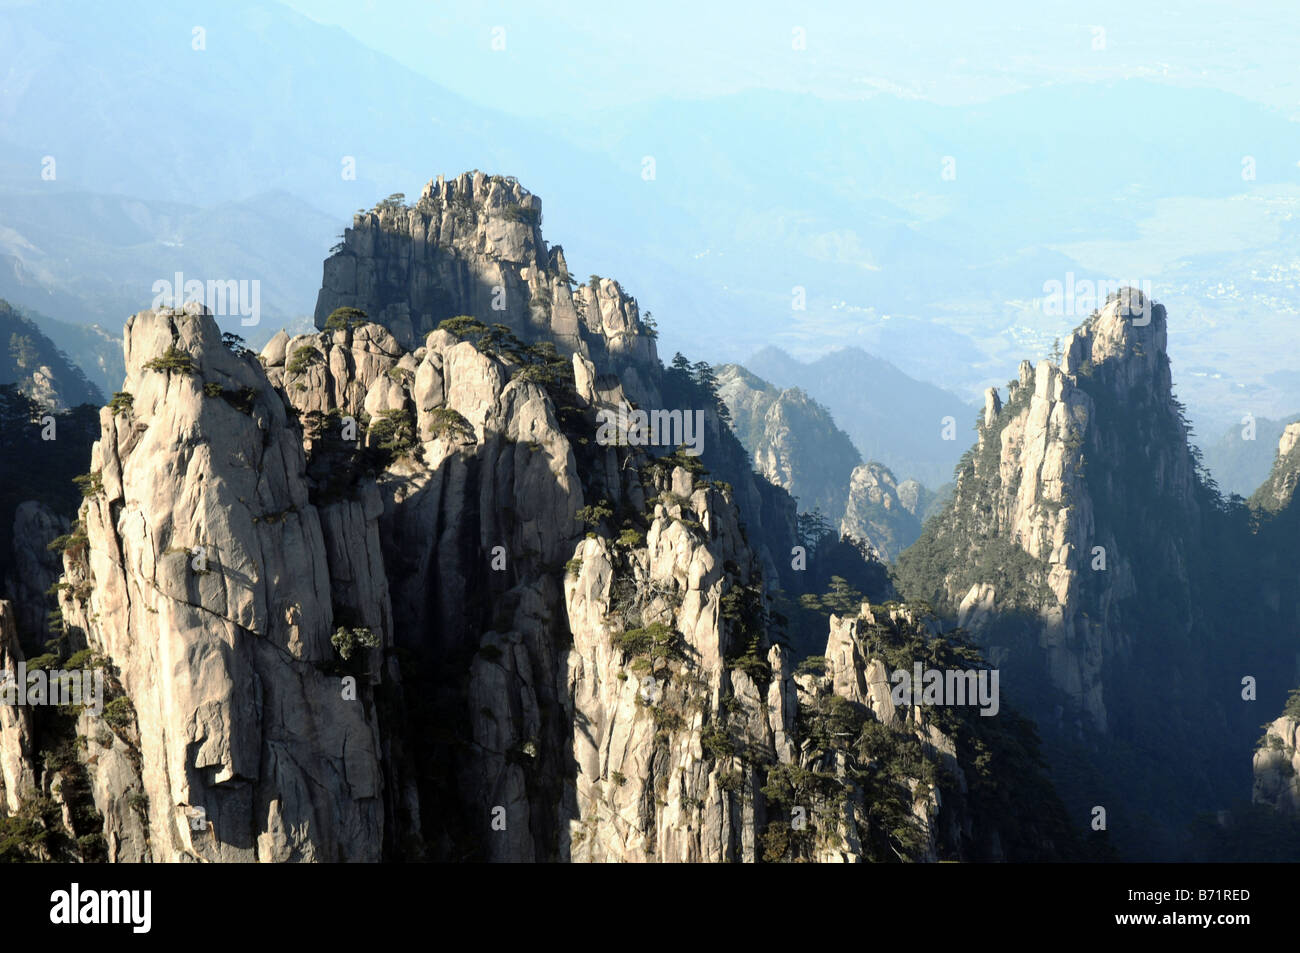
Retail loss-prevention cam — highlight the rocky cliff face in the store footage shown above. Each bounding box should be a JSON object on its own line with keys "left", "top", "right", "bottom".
{"left": 5, "top": 501, "right": 67, "bottom": 640}
{"left": 53, "top": 304, "right": 392, "bottom": 862}
{"left": 840, "top": 463, "right": 926, "bottom": 563}
{"left": 1251, "top": 422, "right": 1300, "bottom": 514}
{"left": 2, "top": 302, "right": 1071, "bottom": 862}
{"left": 314, "top": 172, "right": 658, "bottom": 402}
{"left": 716, "top": 364, "right": 861, "bottom": 525}
{"left": 0, "top": 173, "right": 1082, "bottom": 863}
{"left": 896, "top": 289, "right": 1299, "bottom": 858}
{"left": 1249, "top": 427, "right": 1300, "bottom": 824}
{"left": 899, "top": 291, "right": 1201, "bottom": 734}
{"left": 316, "top": 174, "right": 799, "bottom": 596}
{"left": 0, "top": 601, "right": 37, "bottom": 817}
{"left": 1254, "top": 708, "right": 1300, "bottom": 817}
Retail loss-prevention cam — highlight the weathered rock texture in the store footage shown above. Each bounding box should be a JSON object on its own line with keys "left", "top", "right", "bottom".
{"left": 10, "top": 295, "right": 1074, "bottom": 863}
{"left": 6, "top": 501, "right": 68, "bottom": 639}
{"left": 716, "top": 363, "right": 861, "bottom": 525}
{"left": 840, "top": 462, "right": 924, "bottom": 563}
{"left": 56, "top": 304, "right": 391, "bottom": 862}
{"left": 314, "top": 172, "right": 658, "bottom": 401}
{"left": 1254, "top": 710, "right": 1300, "bottom": 817}
{"left": 899, "top": 292, "right": 1198, "bottom": 734}
{"left": 0, "top": 175, "right": 1080, "bottom": 863}
{"left": 0, "top": 601, "right": 37, "bottom": 815}
{"left": 315, "top": 175, "right": 801, "bottom": 599}
{"left": 896, "top": 289, "right": 1300, "bottom": 859}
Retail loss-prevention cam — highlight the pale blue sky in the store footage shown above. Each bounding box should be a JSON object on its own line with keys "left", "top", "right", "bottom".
{"left": 281, "top": 0, "right": 1300, "bottom": 115}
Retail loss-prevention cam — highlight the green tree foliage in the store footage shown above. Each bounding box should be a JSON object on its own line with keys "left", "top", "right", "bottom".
{"left": 796, "top": 508, "right": 832, "bottom": 552}
{"left": 1285, "top": 688, "right": 1300, "bottom": 721}
{"left": 331, "top": 625, "right": 380, "bottom": 662}
{"left": 798, "top": 575, "right": 864, "bottom": 619}
{"left": 425, "top": 408, "right": 475, "bottom": 443}
{"left": 664, "top": 352, "right": 731, "bottom": 428}
{"left": 142, "top": 345, "right": 195, "bottom": 376}
{"left": 285, "top": 345, "right": 321, "bottom": 376}
{"left": 498, "top": 204, "right": 540, "bottom": 226}
{"left": 368, "top": 408, "right": 421, "bottom": 463}
{"left": 0, "top": 385, "right": 98, "bottom": 596}
{"left": 221, "top": 331, "right": 250, "bottom": 355}
{"left": 575, "top": 500, "right": 613, "bottom": 528}
{"left": 101, "top": 696, "right": 136, "bottom": 733}
{"left": 324, "top": 307, "right": 368, "bottom": 331}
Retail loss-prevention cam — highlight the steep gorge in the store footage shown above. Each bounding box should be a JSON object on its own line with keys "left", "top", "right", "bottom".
{"left": 0, "top": 173, "right": 1076, "bottom": 862}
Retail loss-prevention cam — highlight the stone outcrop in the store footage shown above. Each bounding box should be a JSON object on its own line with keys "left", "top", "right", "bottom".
{"left": 898, "top": 291, "right": 1198, "bottom": 734}
{"left": 840, "top": 462, "right": 923, "bottom": 563}
{"left": 1253, "top": 710, "right": 1300, "bottom": 817}
{"left": 5, "top": 501, "right": 68, "bottom": 640}
{"left": 8, "top": 298, "right": 1071, "bottom": 862}
{"left": 0, "top": 173, "right": 1084, "bottom": 863}
{"left": 314, "top": 172, "right": 658, "bottom": 402}
{"left": 0, "top": 601, "right": 37, "bottom": 815}
{"left": 716, "top": 363, "right": 862, "bottom": 526}
{"left": 1251, "top": 421, "right": 1300, "bottom": 514}
{"left": 894, "top": 288, "right": 1300, "bottom": 859}
{"left": 314, "top": 174, "right": 799, "bottom": 595}
{"left": 56, "top": 304, "right": 392, "bottom": 862}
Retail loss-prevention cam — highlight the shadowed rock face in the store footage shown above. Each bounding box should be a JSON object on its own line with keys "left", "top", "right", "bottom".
{"left": 894, "top": 289, "right": 1300, "bottom": 859}
{"left": 0, "top": 601, "right": 37, "bottom": 816}
{"left": 16, "top": 299, "right": 1071, "bottom": 863}
{"left": 716, "top": 363, "right": 862, "bottom": 526}
{"left": 0, "top": 170, "right": 1084, "bottom": 862}
{"left": 314, "top": 171, "right": 659, "bottom": 403}
{"left": 55, "top": 304, "right": 389, "bottom": 861}
{"left": 6, "top": 501, "right": 68, "bottom": 639}
{"left": 314, "top": 172, "right": 803, "bottom": 598}
{"left": 899, "top": 292, "right": 1192, "bottom": 735}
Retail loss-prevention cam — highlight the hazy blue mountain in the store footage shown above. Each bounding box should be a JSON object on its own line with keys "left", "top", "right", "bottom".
{"left": 4, "top": 1, "right": 1299, "bottom": 425}
{"left": 0, "top": 186, "right": 341, "bottom": 341}
{"left": 743, "top": 345, "right": 974, "bottom": 488}
{"left": 715, "top": 363, "right": 861, "bottom": 523}
{"left": 1198, "top": 413, "right": 1300, "bottom": 498}
{"left": 563, "top": 84, "right": 1300, "bottom": 416}
{"left": 0, "top": 297, "right": 100, "bottom": 407}
{"left": 7, "top": 303, "right": 124, "bottom": 401}
{"left": 0, "top": 0, "right": 748, "bottom": 382}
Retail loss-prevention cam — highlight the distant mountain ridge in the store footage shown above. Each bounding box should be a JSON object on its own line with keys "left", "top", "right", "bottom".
{"left": 3, "top": 302, "right": 123, "bottom": 401}
{"left": 716, "top": 362, "right": 933, "bottom": 562}
{"left": 1199, "top": 413, "right": 1300, "bottom": 498}
{"left": 0, "top": 185, "right": 339, "bottom": 342}
{"left": 5, "top": 2, "right": 1298, "bottom": 421}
